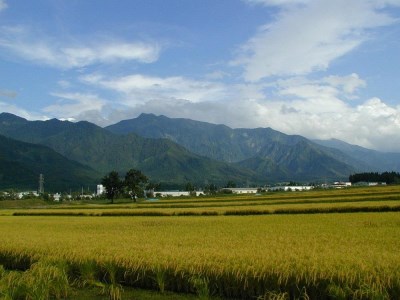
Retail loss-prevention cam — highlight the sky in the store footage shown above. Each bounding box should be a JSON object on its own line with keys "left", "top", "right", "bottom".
{"left": 1, "top": 0, "right": 400, "bottom": 152}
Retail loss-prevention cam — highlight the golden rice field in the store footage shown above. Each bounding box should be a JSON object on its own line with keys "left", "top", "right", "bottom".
{"left": 3, "top": 185, "right": 400, "bottom": 217}
{"left": 1, "top": 186, "right": 400, "bottom": 299}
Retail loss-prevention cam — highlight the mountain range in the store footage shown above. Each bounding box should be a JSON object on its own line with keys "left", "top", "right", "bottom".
{"left": 107, "top": 113, "right": 400, "bottom": 180}
{"left": 1, "top": 112, "right": 400, "bottom": 191}
{"left": 0, "top": 134, "right": 99, "bottom": 192}
{"left": 0, "top": 113, "right": 255, "bottom": 190}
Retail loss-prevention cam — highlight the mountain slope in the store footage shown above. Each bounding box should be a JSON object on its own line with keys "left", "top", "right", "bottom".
{"left": 313, "top": 138, "right": 400, "bottom": 172}
{"left": 0, "top": 134, "right": 100, "bottom": 191}
{"left": 106, "top": 113, "right": 363, "bottom": 181}
{"left": 107, "top": 113, "right": 247, "bottom": 162}
{"left": 236, "top": 140, "right": 355, "bottom": 182}
{"left": 0, "top": 113, "right": 257, "bottom": 186}
{"left": 107, "top": 113, "right": 307, "bottom": 162}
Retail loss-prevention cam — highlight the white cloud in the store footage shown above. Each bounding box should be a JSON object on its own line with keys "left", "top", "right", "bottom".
{"left": 204, "top": 70, "right": 230, "bottom": 80}
{"left": 61, "top": 42, "right": 160, "bottom": 66}
{"left": 80, "top": 73, "right": 231, "bottom": 104}
{"left": 52, "top": 70, "right": 400, "bottom": 152}
{"left": 275, "top": 73, "right": 366, "bottom": 103}
{"left": 235, "top": 0, "right": 398, "bottom": 81}
{"left": 77, "top": 71, "right": 400, "bottom": 152}
{"left": 0, "top": 101, "right": 47, "bottom": 121}
{"left": 0, "top": 0, "right": 7, "bottom": 12}
{"left": 44, "top": 92, "right": 107, "bottom": 119}
{"left": 0, "top": 26, "right": 161, "bottom": 69}
{"left": 0, "top": 0, "right": 399, "bottom": 154}
{"left": 323, "top": 73, "right": 366, "bottom": 96}
{"left": 148, "top": 97, "right": 400, "bottom": 152}
{"left": 57, "top": 80, "right": 72, "bottom": 89}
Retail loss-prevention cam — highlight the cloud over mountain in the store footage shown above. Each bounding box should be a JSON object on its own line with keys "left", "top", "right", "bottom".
{"left": 0, "top": 1, "right": 399, "bottom": 153}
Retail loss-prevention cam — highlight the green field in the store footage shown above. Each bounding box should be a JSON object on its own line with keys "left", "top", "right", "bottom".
{"left": 1, "top": 186, "right": 400, "bottom": 299}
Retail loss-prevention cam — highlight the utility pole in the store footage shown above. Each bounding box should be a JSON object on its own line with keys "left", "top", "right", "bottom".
{"left": 38, "top": 174, "right": 44, "bottom": 194}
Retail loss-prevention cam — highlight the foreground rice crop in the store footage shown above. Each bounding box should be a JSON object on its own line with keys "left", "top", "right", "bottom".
{"left": 1, "top": 212, "right": 400, "bottom": 299}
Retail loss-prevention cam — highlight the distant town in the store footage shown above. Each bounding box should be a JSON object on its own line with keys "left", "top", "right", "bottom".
{"left": 0, "top": 176, "right": 389, "bottom": 202}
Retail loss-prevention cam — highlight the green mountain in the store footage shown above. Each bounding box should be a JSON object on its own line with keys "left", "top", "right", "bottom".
{"left": 0, "top": 113, "right": 256, "bottom": 186}
{"left": 107, "top": 113, "right": 297, "bottom": 163}
{"left": 235, "top": 140, "right": 355, "bottom": 182}
{"left": 106, "top": 113, "right": 362, "bottom": 181}
{"left": 0, "top": 134, "right": 100, "bottom": 192}
{"left": 313, "top": 138, "right": 400, "bottom": 172}
{"left": 5, "top": 112, "right": 392, "bottom": 186}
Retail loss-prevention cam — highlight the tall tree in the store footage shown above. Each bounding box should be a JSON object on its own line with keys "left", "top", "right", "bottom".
{"left": 101, "top": 171, "right": 122, "bottom": 204}
{"left": 204, "top": 183, "right": 218, "bottom": 195}
{"left": 185, "top": 182, "right": 195, "bottom": 192}
{"left": 225, "top": 180, "right": 236, "bottom": 188}
{"left": 124, "top": 168, "right": 148, "bottom": 202}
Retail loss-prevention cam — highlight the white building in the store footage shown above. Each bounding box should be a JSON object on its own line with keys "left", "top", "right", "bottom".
{"left": 97, "top": 184, "right": 105, "bottom": 195}
{"left": 53, "top": 193, "right": 61, "bottom": 201}
{"left": 17, "top": 191, "right": 39, "bottom": 199}
{"left": 332, "top": 182, "right": 352, "bottom": 188}
{"left": 368, "top": 182, "right": 386, "bottom": 186}
{"left": 268, "top": 186, "right": 313, "bottom": 192}
{"left": 155, "top": 191, "right": 203, "bottom": 197}
{"left": 221, "top": 188, "right": 259, "bottom": 194}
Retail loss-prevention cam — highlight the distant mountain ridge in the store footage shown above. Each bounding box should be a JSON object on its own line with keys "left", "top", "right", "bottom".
{"left": 106, "top": 113, "right": 388, "bottom": 180}
{"left": 107, "top": 113, "right": 306, "bottom": 162}
{"left": 313, "top": 138, "right": 400, "bottom": 172}
{"left": 2, "top": 112, "right": 398, "bottom": 189}
{"left": 0, "top": 113, "right": 256, "bottom": 187}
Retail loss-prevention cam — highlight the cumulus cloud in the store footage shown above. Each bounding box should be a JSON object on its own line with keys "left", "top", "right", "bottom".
{"left": 0, "top": 26, "right": 161, "bottom": 69}
{"left": 76, "top": 71, "right": 399, "bottom": 152}
{"left": 234, "top": 0, "right": 398, "bottom": 81}
{"left": 44, "top": 70, "right": 400, "bottom": 152}
{"left": 140, "top": 97, "right": 400, "bottom": 152}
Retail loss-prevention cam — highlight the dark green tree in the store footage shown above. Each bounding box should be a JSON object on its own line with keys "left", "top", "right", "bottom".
{"left": 185, "top": 182, "right": 195, "bottom": 192}
{"left": 101, "top": 171, "right": 123, "bottom": 203}
{"left": 124, "top": 169, "right": 148, "bottom": 202}
{"left": 145, "top": 182, "right": 160, "bottom": 198}
{"left": 225, "top": 180, "right": 236, "bottom": 188}
{"left": 204, "top": 183, "right": 218, "bottom": 195}
{"left": 185, "top": 182, "right": 198, "bottom": 196}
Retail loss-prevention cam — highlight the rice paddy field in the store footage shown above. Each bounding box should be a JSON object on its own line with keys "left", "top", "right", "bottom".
{"left": 1, "top": 185, "right": 400, "bottom": 299}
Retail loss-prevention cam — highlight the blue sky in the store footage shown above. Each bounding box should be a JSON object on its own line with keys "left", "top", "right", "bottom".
{"left": 1, "top": 0, "right": 400, "bottom": 152}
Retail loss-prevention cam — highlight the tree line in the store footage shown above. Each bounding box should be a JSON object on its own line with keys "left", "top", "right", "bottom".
{"left": 101, "top": 169, "right": 149, "bottom": 203}
{"left": 349, "top": 171, "right": 400, "bottom": 184}
{"left": 101, "top": 168, "right": 252, "bottom": 203}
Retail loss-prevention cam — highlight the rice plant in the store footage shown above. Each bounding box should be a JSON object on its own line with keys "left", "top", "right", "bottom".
{"left": 189, "top": 275, "right": 210, "bottom": 299}
{"left": 0, "top": 185, "right": 400, "bottom": 299}
{"left": 153, "top": 265, "right": 167, "bottom": 294}
{"left": 0, "top": 261, "right": 69, "bottom": 300}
